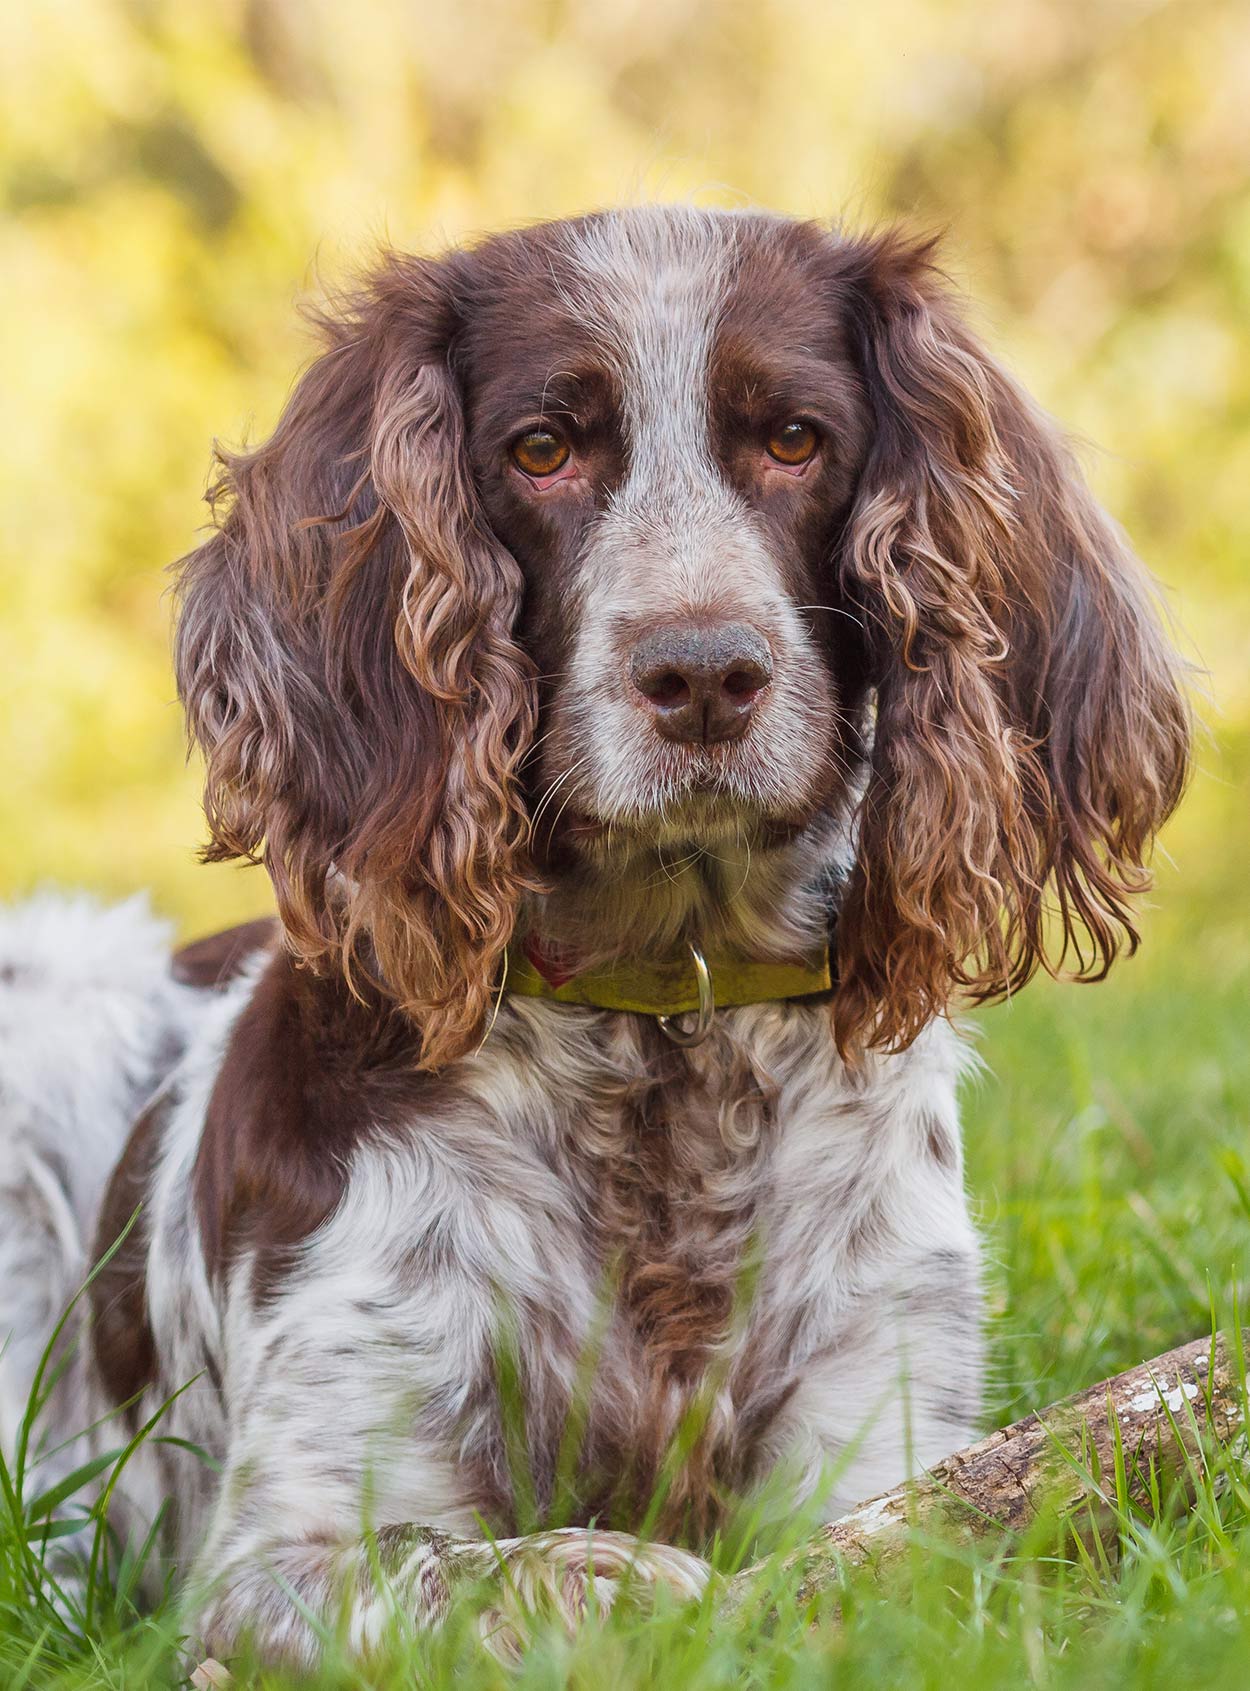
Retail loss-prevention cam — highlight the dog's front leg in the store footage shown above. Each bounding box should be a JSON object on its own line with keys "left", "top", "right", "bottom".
{"left": 188, "top": 1522, "right": 711, "bottom": 1669}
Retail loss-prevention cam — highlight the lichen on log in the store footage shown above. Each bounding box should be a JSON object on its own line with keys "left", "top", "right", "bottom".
{"left": 728, "top": 1330, "right": 1245, "bottom": 1607}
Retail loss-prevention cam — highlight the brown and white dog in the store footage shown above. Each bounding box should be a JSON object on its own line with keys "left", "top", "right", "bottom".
{"left": 0, "top": 206, "right": 1189, "bottom": 1665}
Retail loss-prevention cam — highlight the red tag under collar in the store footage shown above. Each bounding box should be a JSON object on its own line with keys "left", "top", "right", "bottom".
{"left": 522, "top": 934, "right": 582, "bottom": 989}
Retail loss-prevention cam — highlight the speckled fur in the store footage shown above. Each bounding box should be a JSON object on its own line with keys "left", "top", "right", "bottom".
{"left": 0, "top": 894, "right": 980, "bottom": 1668}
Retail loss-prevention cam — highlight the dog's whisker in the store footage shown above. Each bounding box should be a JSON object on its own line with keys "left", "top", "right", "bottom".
{"left": 531, "top": 756, "right": 593, "bottom": 834}
{"left": 790, "top": 604, "right": 864, "bottom": 627}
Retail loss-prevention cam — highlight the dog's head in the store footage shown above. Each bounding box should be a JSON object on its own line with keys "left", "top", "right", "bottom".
{"left": 175, "top": 207, "right": 1189, "bottom": 1068}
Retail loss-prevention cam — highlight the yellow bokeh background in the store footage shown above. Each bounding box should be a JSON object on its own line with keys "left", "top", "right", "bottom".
{"left": 1, "top": 0, "right": 1247, "bottom": 955}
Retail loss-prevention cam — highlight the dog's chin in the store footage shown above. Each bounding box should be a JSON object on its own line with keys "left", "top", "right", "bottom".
{"left": 533, "top": 729, "right": 838, "bottom": 864}
{"left": 553, "top": 789, "right": 816, "bottom": 859}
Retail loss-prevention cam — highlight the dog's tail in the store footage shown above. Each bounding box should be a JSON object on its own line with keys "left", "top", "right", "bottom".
{"left": 0, "top": 892, "right": 183, "bottom": 1468}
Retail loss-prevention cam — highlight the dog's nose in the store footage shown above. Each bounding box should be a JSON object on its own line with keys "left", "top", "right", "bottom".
{"left": 629, "top": 622, "right": 773, "bottom": 745}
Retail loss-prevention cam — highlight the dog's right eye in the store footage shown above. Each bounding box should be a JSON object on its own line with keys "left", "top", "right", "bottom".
{"left": 510, "top": 430, "right": 571, "bottom": 478}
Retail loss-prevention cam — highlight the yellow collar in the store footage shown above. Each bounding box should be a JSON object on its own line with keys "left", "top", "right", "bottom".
{"left": 503, "top": 937, "right": 832, "bottom": 1018}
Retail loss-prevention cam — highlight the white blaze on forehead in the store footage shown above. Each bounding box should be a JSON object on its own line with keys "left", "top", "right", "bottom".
{"left": 562, "top": 207, "right": 738, "bottom": 511}
{"left": 546, "top": 208, "right": 836, "bottom": 829}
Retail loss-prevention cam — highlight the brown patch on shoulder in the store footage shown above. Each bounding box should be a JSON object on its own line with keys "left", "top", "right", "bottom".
{"left": 172, "top": 918, "right": 280, "bottom": 990}
{"left": 90, "top": 1089, "right": 171, "bottom": 1419}
{"left": 192, "top": 950, "right": 437, "bottom": 1295}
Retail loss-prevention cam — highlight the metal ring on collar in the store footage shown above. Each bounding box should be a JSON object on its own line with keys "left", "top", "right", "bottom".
{"left": 657, "top": 945, "right": 714, "bottom": 1047}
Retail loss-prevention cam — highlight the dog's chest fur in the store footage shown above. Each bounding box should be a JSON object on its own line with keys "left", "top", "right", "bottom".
{"left": 105, "top": 953, "right": 975, "bottom": 1554}
{"left": 453, "top": 1006, "right": 783, "bottom": 1536}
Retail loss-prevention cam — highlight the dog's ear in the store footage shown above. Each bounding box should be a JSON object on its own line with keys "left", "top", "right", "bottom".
{"left": 831, "top": 232, "right": 1190, "bottom": 1056}
{"left": 174, "top": 253, "right": 537, "bottom": 1069}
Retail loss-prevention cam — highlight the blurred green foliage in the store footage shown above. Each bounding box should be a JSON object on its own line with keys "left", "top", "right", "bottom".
{"left": 1, "top": 0, "right": 1246, "bottom": 945}
{"left": 2, "top": 8, "right": 1250, "bottom": 1682}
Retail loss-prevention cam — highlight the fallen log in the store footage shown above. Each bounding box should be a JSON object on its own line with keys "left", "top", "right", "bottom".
{"left": 727, "top": 1329, "right": 1246, "bottom": 1607}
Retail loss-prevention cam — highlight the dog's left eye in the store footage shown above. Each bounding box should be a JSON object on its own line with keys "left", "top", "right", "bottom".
{"left": 511, "top": 430, "right": 571, "bottom": 477}
{"left": 766, "top": 420, "right": 818, "bottom": 466}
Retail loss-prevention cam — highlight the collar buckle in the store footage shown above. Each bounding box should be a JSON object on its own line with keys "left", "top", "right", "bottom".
{"left": 657, "top": 945, "right": 715, "bottom": 1048}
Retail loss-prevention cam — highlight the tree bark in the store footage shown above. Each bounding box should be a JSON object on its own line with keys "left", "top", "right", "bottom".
{"left": 727, "top": 1330, "right": 1246, "bottom": 1608}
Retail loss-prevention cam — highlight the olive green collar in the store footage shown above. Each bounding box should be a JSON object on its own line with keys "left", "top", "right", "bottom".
{"left": 503, "top": 936, "right": 832, "bottom": 1046}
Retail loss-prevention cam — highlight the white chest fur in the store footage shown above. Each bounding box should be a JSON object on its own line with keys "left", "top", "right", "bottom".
{"left": 164, "top": 994, "right": 982, "bottom": 1555}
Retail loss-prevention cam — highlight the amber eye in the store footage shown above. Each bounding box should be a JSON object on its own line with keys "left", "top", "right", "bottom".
{"left": 510, "top": 429, "right": 571, "bottom": 478}
{"left": 766, "top": 420, "right": 818, "bottom": 466}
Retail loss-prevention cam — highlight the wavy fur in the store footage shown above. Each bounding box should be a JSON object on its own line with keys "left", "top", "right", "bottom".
{"left": 833, "top": 233, "right": 1190, "bottom": 1054}
{"left": 173, "top": 256, "right": 539, "bottom": 1069}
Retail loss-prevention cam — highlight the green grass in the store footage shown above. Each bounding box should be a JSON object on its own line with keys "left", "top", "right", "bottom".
{"left": 3, "top": 762, "right": 1248, "bottom": 1687}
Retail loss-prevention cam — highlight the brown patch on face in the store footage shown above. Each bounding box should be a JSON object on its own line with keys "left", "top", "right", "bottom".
{"left": 710, "top": 222, "right": 869, "bottom": 514}
{"left": 192, "top": 950, "right": 438, "bottom": 1295}
{"left": 708, "top": 222, "right": 875, "bottom": 792}
{"left": 457, "top": 226, "right": 629, "bottom": 734}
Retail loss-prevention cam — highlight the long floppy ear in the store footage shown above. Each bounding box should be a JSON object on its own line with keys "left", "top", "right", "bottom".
{"left": 173, "top": 253, "right": 537, "bottom": 1069}
{"left": 831, "top": 232, "right": 1191, "bottom": 1055}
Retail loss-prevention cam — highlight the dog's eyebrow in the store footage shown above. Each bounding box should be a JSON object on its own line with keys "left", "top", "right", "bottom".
{"left": 536, "top": 365, "right": 586, "bottom": 417}
{"left": 710, "top": 348, "right": 851, "bottom": 432}
{"left": 510, "top": 365, "right": 617, "bottom": 427}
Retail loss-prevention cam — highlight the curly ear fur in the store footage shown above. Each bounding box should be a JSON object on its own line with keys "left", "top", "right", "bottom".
{"left": 832, "top": 233, "right": 1191, "bottom": 1055}
{"left": 173, "top": 254, "right": 538, "bottom": 1070}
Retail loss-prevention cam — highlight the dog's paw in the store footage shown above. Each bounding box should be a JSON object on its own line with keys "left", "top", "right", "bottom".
{"left": 475, "top": 1527, "right": 712, "bottom": 1661}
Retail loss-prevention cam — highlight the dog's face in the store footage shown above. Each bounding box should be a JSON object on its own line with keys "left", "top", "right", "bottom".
{"left": 175, "top": 207, "right": 1190, "bottom": 1068}
{"left": 454, "top": 212, "right": 870, "bottom": 853}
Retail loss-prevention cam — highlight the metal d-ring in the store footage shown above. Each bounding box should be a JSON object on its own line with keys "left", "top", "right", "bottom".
{"left": 657, "top": 945, "right": 715, "bottom": 1047}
